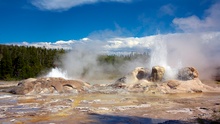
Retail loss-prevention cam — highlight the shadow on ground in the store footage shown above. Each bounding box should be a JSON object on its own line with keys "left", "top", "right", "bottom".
{"left": 196, "top": 118, "right": 220, "bottom": 124}
{"left": 87, "top": 113, "right": 191, "bottom": 124}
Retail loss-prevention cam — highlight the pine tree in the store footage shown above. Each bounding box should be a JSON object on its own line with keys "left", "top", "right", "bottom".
{"left": 0, "top": 46, "right": 13, "bottom": 80}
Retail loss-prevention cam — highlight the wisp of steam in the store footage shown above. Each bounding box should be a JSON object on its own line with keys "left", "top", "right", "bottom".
{"left": 45, "top": 32, "right": 220, "bottom": 81}
{"left": 46, "top": 67, "right": 69, "bottom": 79}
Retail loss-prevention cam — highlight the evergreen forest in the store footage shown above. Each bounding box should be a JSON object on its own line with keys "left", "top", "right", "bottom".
{"left": 0, "top": 45, "right": 65, "bottom": 80}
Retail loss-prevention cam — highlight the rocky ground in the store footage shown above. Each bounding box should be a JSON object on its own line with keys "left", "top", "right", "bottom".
{"left": 0, "top": 80, "right": 220, "bottom": 124}
{"left": 0, "top": 66, "right": 220, "bottom": 124}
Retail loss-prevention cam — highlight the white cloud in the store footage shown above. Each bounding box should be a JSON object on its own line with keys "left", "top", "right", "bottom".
{"left": 104, "top": 36, "right": 154, "bottom": 49}
{"left": 173, "top": 2, "right": 220, "bottom": 32}
{"left": 88, "top": 24, "right": 133, "bottom": 40}
{"left": 17, "top": 32, "right": 220, "bottom": 55}
{"left": 55, "top": 40, "right": 75, "bottom": 45}
{"left": 159, "top": 4, "right": 175, "bottom": 16}
{"left": 31, "top": 0, "right": 132, "bottom": 11}
{"left": 20, "top": 41, "right": 74, "bottom": 49}
{"left": 22, "top": 41, "right": 29, "bottom": 45}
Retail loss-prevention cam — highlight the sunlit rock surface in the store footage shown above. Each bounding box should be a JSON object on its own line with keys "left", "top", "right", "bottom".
{"left": 113, "top": 67, "right": 149, "bottom": 87}
{"left": 113, "top": 66, "right": 219, "bottom": 93}
{"left": 10, "top": 77, "right": 90, "bottom": 95}
{"left": 159, "top": 78, "right": 213, "bottom": 93}
{"left": 150, "top": 66, "right": 165, "bottom": 82}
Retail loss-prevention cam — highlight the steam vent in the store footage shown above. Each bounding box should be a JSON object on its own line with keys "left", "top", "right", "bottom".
{"left": 4, "top": 66, "right": 219, "bottom": 95}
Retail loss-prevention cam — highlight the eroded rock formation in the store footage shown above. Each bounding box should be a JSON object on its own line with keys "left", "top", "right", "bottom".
{"left": 113, "top": 67, "right": 151, "bottom": 90}
{"left": 150, "top": 66, "right": 165, "bottom": 82}
{"left": 160, "top": 78, "right": 212, "bottom": 93}
{"left": 10, "top": 77, "right": 90, "bottom": 95}
{"left": 112, "top": 66, "right": 218, "bottom": 93}
{"left": 178, "top": 67, "right": 199, "bottom": 80}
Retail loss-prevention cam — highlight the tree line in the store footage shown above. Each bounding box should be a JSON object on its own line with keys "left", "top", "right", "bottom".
{"left": 0, "top": 45, "right": 65, "bottom": 80}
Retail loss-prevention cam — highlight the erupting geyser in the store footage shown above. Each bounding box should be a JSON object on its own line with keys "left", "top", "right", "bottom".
{"left": 149, "top": 35, "right": 181, "bottom": 80}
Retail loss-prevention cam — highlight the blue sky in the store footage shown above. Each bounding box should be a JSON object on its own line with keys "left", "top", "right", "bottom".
{"left": 1, "top": 0, "right": 220, "bottom": 79}
{"left": 0, "top": 0, "right": 218, "bottom": 43}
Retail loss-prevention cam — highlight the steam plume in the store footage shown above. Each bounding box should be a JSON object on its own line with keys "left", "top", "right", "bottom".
{"left": 45, "top": 32, "right": 220, "bottom": 81}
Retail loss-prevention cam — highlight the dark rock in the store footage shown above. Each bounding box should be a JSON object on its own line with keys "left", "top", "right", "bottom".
{"left": 178, "top": 67, "right": 199, "bottom": 80}
{"left": 214, "top": 67, "right": 220, "bottom": 81}
{"left": 150, "top": 66, "right": 165, "bottom": 82}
